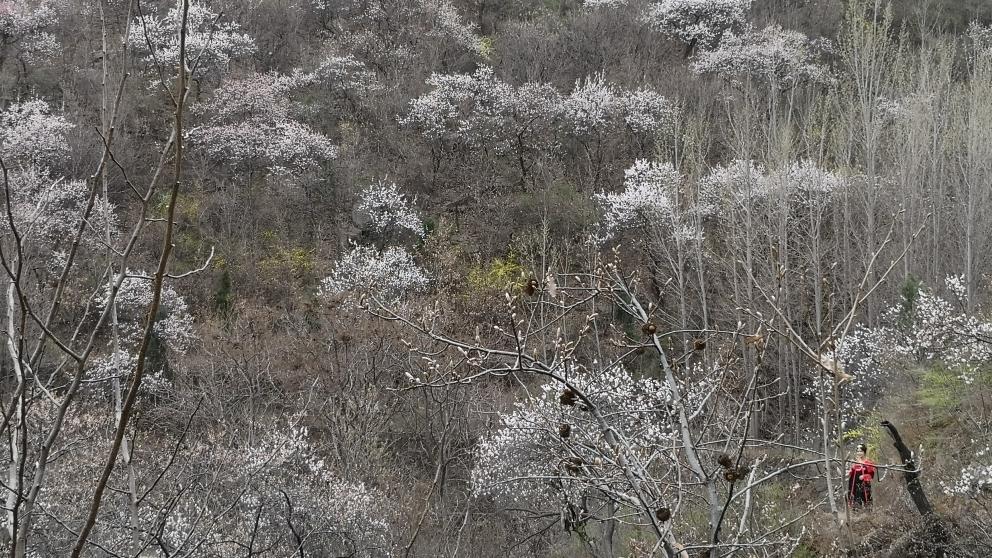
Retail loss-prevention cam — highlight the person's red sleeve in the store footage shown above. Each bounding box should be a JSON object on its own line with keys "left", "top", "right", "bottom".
{"left": 862, "top": 461, "right": 876, "bottom": 482}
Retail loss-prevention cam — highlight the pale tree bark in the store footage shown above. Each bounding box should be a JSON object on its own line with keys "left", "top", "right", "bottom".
{"left": 72, "top": 0, "right": 191, "bottom": 553}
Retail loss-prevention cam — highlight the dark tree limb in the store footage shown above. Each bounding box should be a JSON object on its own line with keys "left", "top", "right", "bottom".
{"left": 880, "top": 420, "right": 950, "bottom": 558}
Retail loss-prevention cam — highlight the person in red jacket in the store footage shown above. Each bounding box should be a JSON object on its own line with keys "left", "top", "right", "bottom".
{"left": 847, "top": 443, "right": 876, "bottom": 509}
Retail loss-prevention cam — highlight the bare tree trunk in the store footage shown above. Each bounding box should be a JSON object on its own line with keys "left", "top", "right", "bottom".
{"left": 880, "top": 421, "right": 950, "bottom": 557}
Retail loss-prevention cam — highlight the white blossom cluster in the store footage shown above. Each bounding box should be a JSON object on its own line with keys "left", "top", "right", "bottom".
{"left": 867, "top": 276, "right": 992, "bottom": 384}
{"left": 942, "top": 445, "right": 992, "bottom": 498}
{"left": 0, "top": 169, "right": 93, "bottom": 245}
{"left": 472, "top": 365, "right": 676, "bottom": 508}
{"left": 643, "top": 0, "right": 752, "bottom": 48}
{"left": 92, "top": 271, "right": 197, "bottom": 384}
{"left": 400, "top": 66, "right": 514, "bottom": 144}
{"left": 0, "top": 1, "right": 59, "bottom": 63}
{"left": 875, "top": 95, "right": 910, "bottom": 122}
{"left": 699, "top": 158, "right": 765, "bottom": 200}
{"left": 691, "top": 25, "right": 832, "bottom": 87}
{"left": 354, "top": 180, "right": 424, "bottom": 238}
{"left": 595, "top": 159, "right": 679, "bottom": 234}
{"left": 196, "top": 71, "right": 297, "bottom": 121}
{"left": 835, "top": 275, "right": 992, "bottom": 431}
{"left": 341, "top": 0, "right": 479, "bottom": 70}
{"left": 190, "top": 72, "right": 337, "bottom": 173}
{"left": 0, "top": 99, "right": 73, "bottom": 167}
{"left": 401, "top": 68, "right": 677, "bottom": 148}
{"left": 0, "top": 99, "right": 117, "bottom": 257}
{"left": 700, "top": 158, "right": 843, "bottom": 206}
{"left": 767, "top": 159, "right": 845, "bottom": 199}
{"left": 583, "top": 0, "right": 630, "bottom": 9}
{"left": 152, "top": 422, "right": 394, "bottom": 557}
{"left": 562, "top": 73, "right": 678, "bottom": 136}
{"left": 595, "top": 159, "right": 716, "bottom": 243}
{"left": 297, "top": 52, "right": 383, "bottom": 95}
{"left": 968, "top": 21, "right": 992, "bottom": 59}
{"left": 418, "top": 0, "right": 482, "bottom": 54}
{"left": 130, "top": 2, "right": 255, "bottom": 76}
{"left": 320, "top": 244, "right": 429, "bottom": 303}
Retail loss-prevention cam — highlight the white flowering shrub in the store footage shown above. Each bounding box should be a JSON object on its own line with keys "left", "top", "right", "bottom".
{"left": 400, "top": 66, "right": 515, "bottom": 145}
{"left": 0, "top": 99, "right": 73, "bottom": 167}
{"left": 562, "top": 73, "right": 620, "bottom": 134}
{"left": 0, "top": 1, "right": 59, "bottom": 64}
{"left": 583, "top": 0, "right": 630, "bottom": 9}
{"left": 190, "top": 72, "right": 337, "bottom": 173}
{"left": 562, "top": 74, "right": 678, "bottom": 137}
{"left": 644, "top": 0, "right": 752, "bottom": 49}
{"left": 875, "top": 95, "right": 910, "bottom": 122}
{"left": 595, "top": 159, "right": 713, "bottom": 244}
{"left": 298, "top": 52, "right": 383, "bottom": 95}
{"left": 197, "top": 71, "right": 298, "bottom": 122}
{"left": 0, "top": 166, "right": 117, "bottom": 269}
{"left": 321, "top": 244, "right": 429, "bottom": 303}
{"left": 34, "top": 414, "right": 394, "bottom": 557}
{"left": 699, "top": 158, "right": 766, "bottom": 204}
{"left": 354, "top": 180, "right": 424, "bottom": 239}
{"left": 699, "top": 158, "right": 842, "bottom": 208}
{"left": 472, "top": 365, "right": 676, "bottom": 509}
{"left": 764, "top": 159, "right": 845, "bottom": 201}
{"left": 692, "top": 25, "right": 832, "bottom": 87}
{"left": 130, "top": 2, "right": 255, "bottom": 77}
{"left": 943, "top": 445, "right": 992, "bottom": 497}
{"left": 340, "top": 0, "right": 480, "bottom": 72}
{"left": 624, "top": 88, "right": 679, "bottom": 133}
{"left": 418, "top": 0, "right": 482, "bottom": 54}
{"left": 155, "top": 424, "right": 394, "bottom": 557}
{"left": 194, "top": 119, "right": 337, "bottom": 174}
{"left": 595, "top": 159, "right": 679, "bottom": 234}
{"left": 834, "top": 276, "right": 992, "bottom": 433}
{"left": 968, "top": 21, "right": 992, "bottom": 59}
{"left": 100, "top": 272, "right": 196, "bottom": 354}
{"left": 90, "top": 272, "right": 196, "bottom": 390}
{"left": 858, "top": 275, "right": 992, "bottom": 383}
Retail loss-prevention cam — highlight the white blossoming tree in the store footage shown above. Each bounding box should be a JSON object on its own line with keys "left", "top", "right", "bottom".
{"left": 321, "top": 244, "right": 429, "bottom": 304}
{"left": 401, "top": 66, "right": 515, "bottom": 147}
{"left": 190, "top": 72, "right": 338, "bottom": 175}
{"left": 0, "top": 0, "right": 59, "bottom": 74}
{"left": 371, "top": 253, "right": 825, "bottom": 558}
{"left": 561, "top": 75, "right": 678, "bottom": 186}
{"left": 691, "top": 25, "right": 832, "bottom": 89}
{"left": 473, "top": 364, "right": 680, "bottom": 556}
{"left": 837, "top": 275, "right": 992, "bottom": 427}
{"left": 147, "top": 423, "right": 395, "bottom": 557}
{"left": 130, "top": 1, "right": 255, "bottom": 80}
{"left": 353, "top": 179, "right": 425, "bottom": 242}
{"left": 337, "top": 0, "right": 481, "bottom": 75}
{"left": 643, "top": 0, "right": 752, "bottom": 56}
{"left": 402, "top": 67, "right": 567, "bottom": 188}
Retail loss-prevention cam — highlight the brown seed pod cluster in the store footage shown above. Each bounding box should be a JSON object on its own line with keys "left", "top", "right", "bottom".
{"left": 641, "top": 322, "right": 657, "bottom": 335}
{"left": 559, "top": 423, "right": 571, "bottom": 439}
{"left": 717, "top": 453, "right": 751, "bottom": 482}
{"left": 655, "top": 507, "right": 671, "bottom": 522}
{"left": 744, "top": 333, "right": 765, "bottom": 348}
{"left": 563, "top": 456, "right": 583, "bottom": 474}
{"left": 524, "top": 278, "right": 539, "bottom": 296}
{"left": 560, "top": 388, "right": 577, "bottom": 406}
{"left": 693, "top": 338, "right": 706, "bottom": 351}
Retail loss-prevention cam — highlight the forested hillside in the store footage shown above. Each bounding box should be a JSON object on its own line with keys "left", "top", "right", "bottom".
{"left": 1, "top": 0, "right": 991, "bottom": 556}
